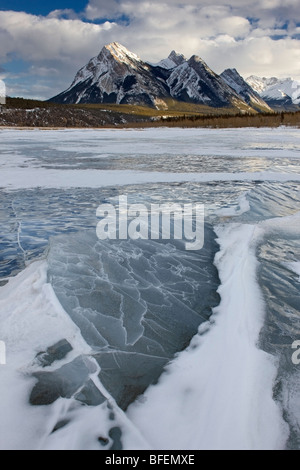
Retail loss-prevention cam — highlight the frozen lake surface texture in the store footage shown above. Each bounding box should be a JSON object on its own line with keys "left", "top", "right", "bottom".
{"left": 0, "top": 127, "right": 299, "bottom": 450}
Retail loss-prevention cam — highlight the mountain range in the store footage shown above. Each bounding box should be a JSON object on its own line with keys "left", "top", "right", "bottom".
{"left": 50, "top": 42, "right": 292, "bottom": 113}
{"left": 246, "top": 76, "right": 300, "bottom": 110}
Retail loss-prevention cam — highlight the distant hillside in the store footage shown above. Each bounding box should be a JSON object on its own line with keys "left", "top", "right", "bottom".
{"left": 0, "top": 98, "right": 299, "bottom": 129}
{"left": 0, "top": 98, "right": 149, "bottom": 127}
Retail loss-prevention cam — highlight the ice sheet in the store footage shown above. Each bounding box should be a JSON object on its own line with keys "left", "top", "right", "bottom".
{"left": 1, "top": 127, "right": 300, "bottom": 192}
{"left": 127, "top": 222, "right": 289, "bottom": 450}
{"left": 47, "top": 230, "right": 220, "bottom": 410}
{"left": 287, "top": 262, "right": 300, "bottom": 282}
{"left": 0, "top": 260, "right": 151, "bottom": 450}
{"left": 0, "top": 126, "right": 299, "bottom": 450}
{"left": 1, "top": 168, "right": 300, "bottom": 191}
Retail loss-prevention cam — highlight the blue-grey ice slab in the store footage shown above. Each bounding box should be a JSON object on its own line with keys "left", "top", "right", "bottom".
{"left": 257, "top": 235, "right": 300, "bottom": 450}
{"left": 47, "top": 229, "right": 220, "bottom": 409}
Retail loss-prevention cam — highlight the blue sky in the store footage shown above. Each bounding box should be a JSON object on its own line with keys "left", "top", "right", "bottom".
{"left": 0, "top": 1, "right": 87, "bottom": 16}
{"left": 0, "top": 0, "right": 299, "bottom": 100}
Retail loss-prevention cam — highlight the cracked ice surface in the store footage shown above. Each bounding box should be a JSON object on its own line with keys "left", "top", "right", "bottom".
{"left": 47, "top": 229, "right": 220, "bottom": 409}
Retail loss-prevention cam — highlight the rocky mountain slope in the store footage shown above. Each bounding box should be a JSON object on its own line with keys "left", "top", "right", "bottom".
{"left": 221, "top": 69, "right": 272, "bottom": 112}
{"left": 246, "top": 75, "right": 300, "bottom": 109}
{"left": 50, "top": 42, "right": 270, "bottom": 113}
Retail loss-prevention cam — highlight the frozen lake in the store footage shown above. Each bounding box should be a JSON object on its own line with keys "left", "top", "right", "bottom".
{"left": 0, "top": 127, "right": 299, "bottom": 449}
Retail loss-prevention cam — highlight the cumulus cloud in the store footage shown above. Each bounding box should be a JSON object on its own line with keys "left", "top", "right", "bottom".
{"left": 197, "top": 36, "right": 300, "bottom": 79}
{"left": 85, "top": 0, "right": 300, "bottom": 26}
{"left": 0, "top": 1, "right": 300, "bottom": 99}
{"left": 85, "top": 0, "right": 121, "bottom": 20}
{"left": 28, "top": 66, "right": 60, "bottom": 77}
{"left": 47, "top": 9, "right": 80, "bottom": 20}
{"left": 0, "top": 11, "right": 116, "bottom": 63}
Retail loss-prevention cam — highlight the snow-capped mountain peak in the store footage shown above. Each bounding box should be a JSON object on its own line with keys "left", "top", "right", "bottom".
{"left": 49, "top": 42, "right": 276, "bottom": 112}
{"left": 102, "top": 42, "right": 142, "bottom": 66}
{"left": 246, "top": 76, "right": 278, "bottom": 94}
{"left": 220, "top": 69, "right": 272, "bottom": 112}
{"left": 189, "top": 54, "right": 208, "bottom": 66}
{"left": 52, "top": 42, "right": 169, "bottom": 107}
{"left": 220, "top": 68, "right": 243, "bottom": 93}
{"left": 166, "top": 56, "right": 250, "bottom": 109}
{"left": 156, "top": 51, "right": 187, "bottom": 69}
{"left": 69, "top": 42, "right": 145, "bottom": 91}
{"left": 246, "top": 75, "right": 300, "bottom": 106}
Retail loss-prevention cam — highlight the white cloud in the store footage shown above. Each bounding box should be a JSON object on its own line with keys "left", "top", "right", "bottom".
{"left": 47, "top": 9, "right": 80, "bottom": 20}
{"left": 0, "top": 11, "right": 116, "bottom": 63}
{"left": 85, "top": 0, "right": 121, "bottom": 20}
{"left": 85, "top": 0, "right": 300, "bottom": 24}
{"left": 200, "top": 36, "right": 300, "bottom": 80}
{"left": 28, "top": 66, "right": 60, "bottom": 77}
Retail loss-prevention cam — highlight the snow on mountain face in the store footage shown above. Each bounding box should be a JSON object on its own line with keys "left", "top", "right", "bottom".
{"left": 71, "top": 43, "right": 143, "bottom": 89}
{"left": 246, "top": 76, "right": 278, "bottom": 94}
{"left": 167, "top": 56, "right": 249, "bottom": 108}
{"left": 156, "top": 51, "right": 187, "bottom": 70}
{"left": 51, "top": 42, "right": 169, "bottom": 107}
{"left": 246, "top": 76, "right": 300, "bottom": 105}
{"left": 221, "top": 69, "right": 272, "bottom": 112}
{"left": 49, "top": 42, "right": 267, "bottom": 112}
{"left": 167, "top": 61, "right": 209, "bottom": 102}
